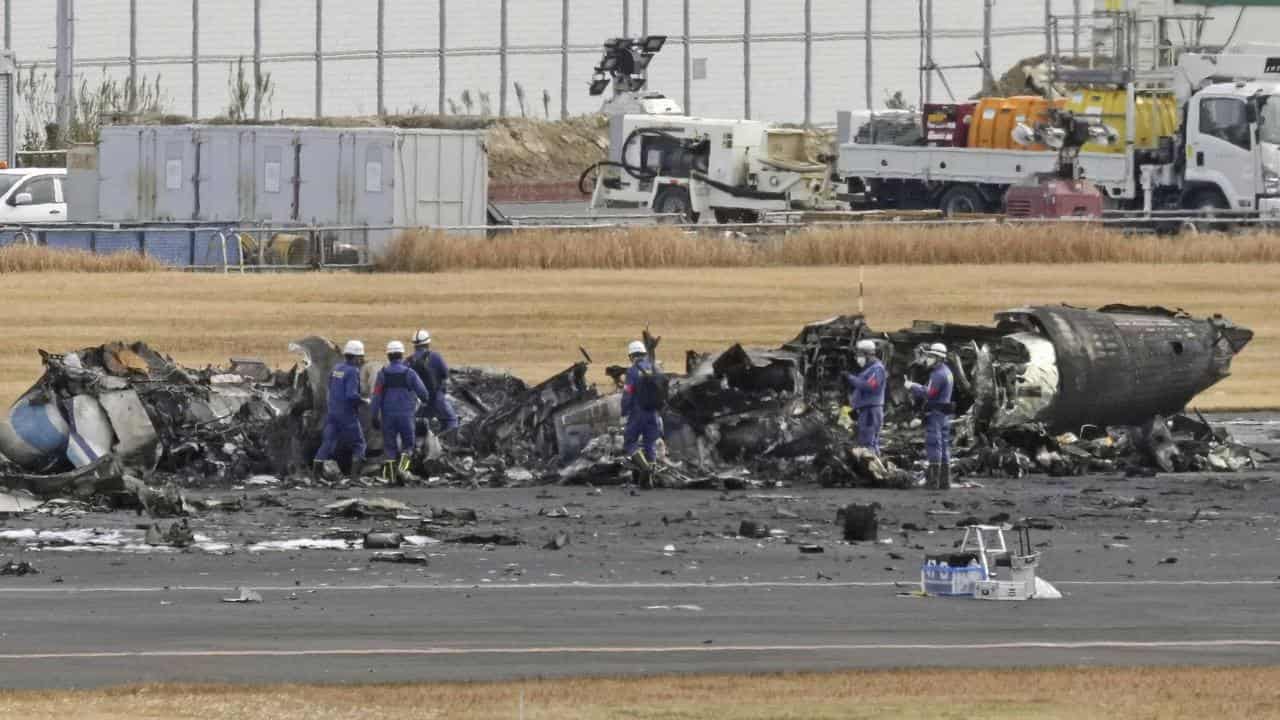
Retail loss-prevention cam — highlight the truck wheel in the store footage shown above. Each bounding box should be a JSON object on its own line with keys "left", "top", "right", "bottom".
{"left": 939, "top": 185, "right": 987, "bottom": 216}
{"left": 654, "top": 186, "right": 698, "bottom": 224}
{"left": 1184, "top": 188, "right": 1230, "bottom": 233}
{"left": 712, "top": 208, "right": 760, "bottom": 225}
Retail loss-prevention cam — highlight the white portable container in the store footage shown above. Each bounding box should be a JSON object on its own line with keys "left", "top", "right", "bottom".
{"left": 68, "top": 124, "right": 488, "bottom": 255}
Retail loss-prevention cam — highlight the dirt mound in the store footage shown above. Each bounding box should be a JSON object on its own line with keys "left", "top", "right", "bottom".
{"left": 202, "top": 113, "right": 608, "bottom": 185}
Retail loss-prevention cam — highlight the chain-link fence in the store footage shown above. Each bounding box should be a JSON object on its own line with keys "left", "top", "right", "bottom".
{"left": 7, "top": 0, "right": 1083, "bottom": 140}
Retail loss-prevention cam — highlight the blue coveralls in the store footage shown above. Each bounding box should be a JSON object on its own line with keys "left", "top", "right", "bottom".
{"left": 314, "top": 361, "right": 367, "bottom": 466}
{"left": 910, "top": 362, "right": 954, "bottom": 464}
{"left": 410, "top": 347, "right": 459, "bottom": 431}
{"left": 371, "top": 360, "right": 431, "bottom": 460}
{"left": 622, "top": 359, "right": 662, "bottom": 462}
{"left": 845, "top": 358, "right": 887, "bottom": 455}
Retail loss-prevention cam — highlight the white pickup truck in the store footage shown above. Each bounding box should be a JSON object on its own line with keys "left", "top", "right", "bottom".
{"left": 0, "top": 168, "right": 67, "bottom": 223}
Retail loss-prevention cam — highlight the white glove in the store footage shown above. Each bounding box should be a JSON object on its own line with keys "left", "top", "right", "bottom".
{"left": 904, "top": 379, "right": 921, "bottom": 392}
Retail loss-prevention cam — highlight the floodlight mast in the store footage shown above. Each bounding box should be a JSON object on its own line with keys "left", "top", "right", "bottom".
{"left": 588, "top": 35, "right": 681, "bottom": 116}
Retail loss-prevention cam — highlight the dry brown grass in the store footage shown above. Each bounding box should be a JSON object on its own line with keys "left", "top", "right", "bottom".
{"left": 0, "top": 265, "right": 1272, "bottom": 410}
{"left": 0, "top": 246, "right": 164, "bottom": 273}
{"left": 377, "top": 225, "right": 1280, "bottom": 271}
{"left": 3, "top": 666, "right": 1279, "bottom": 719}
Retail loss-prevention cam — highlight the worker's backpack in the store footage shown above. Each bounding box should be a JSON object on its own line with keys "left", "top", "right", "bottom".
{"left": 634, "top": 365, "right": 669, "bottom": 412}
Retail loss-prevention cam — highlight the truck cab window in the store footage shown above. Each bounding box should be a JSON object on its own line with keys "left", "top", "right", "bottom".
{"left": 1200, "top": 98, "right": 1251, "bottom": 150}
{"left": 1260, "top": 96, "right": 1280, "bottom": 145}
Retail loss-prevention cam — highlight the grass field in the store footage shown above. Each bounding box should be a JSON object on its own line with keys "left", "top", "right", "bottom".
{"left": 0, "top": 264, "right": 1272, "bottom": 409}
{"left": 3, "top": 666, "right": 1278, "bottom": 719}
{"left": 377, "top": 225, "right": 1280, "bottom": 271}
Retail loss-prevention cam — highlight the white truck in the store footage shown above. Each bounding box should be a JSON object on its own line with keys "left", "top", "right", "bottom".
{"left": 836, "top": 50, "right": 1280, "bottom": 219}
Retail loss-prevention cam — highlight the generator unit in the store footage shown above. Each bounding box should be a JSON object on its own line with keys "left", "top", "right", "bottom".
{"left": 582, "top": 35, "right": 837, "bottom": 223}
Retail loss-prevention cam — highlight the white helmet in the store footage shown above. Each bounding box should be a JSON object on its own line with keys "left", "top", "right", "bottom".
{"left": 627, "top": 340, "right": 647, "bottom": 357}
{"left": 925, "top": 342, "right": 948, "bottom": 358}
{"left": 386, "top": 340, "right": 405, "bottom": 355}
{"left": 855, "top": 339, "right": 877, "bottom": 354}
{"left": 342, "top": 339, "right": 366, "bottom": 357}
{"left": 412, "top": 329, "right": 431, "bottom": 346}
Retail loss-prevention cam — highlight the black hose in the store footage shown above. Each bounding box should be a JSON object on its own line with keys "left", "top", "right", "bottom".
{"left": 578, "top": 160, "right": 656, "bottom": 195}
{"left": 690, "top": 170, "right": 788, "bottom": 201}
{"left": 578, "top": 126, "right": 711, "bottom": 195}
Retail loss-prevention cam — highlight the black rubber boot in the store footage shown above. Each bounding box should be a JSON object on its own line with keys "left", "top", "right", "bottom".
{"left": 939, "top": 462, "right": 952, "bottom": 490}
{"left": 927, "top": 462, "right": 941, "bottom": 489}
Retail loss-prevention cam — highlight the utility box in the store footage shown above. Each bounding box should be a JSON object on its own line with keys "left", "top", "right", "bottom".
{"left": 67, "top": 124, "right": 488, "bottom": 255}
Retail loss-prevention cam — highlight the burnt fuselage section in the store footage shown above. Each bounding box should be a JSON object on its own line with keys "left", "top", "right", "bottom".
{"left": 783, "top": 305, "right": 1252, "bottom": 434}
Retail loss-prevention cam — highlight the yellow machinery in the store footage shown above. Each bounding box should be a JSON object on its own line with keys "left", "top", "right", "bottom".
{"left": 967, "top": 91, "right": 1177, "bottom": 154}
{"left": 969, "top": 96, "right": 1065, "bottom": 151}
{"left": 1064, "top": 89, "right": 1179, "bottom": 154}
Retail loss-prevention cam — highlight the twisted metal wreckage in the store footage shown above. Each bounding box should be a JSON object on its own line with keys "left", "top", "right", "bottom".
{"left": 0, "top": 305, "right": 1260, "bottom": 499}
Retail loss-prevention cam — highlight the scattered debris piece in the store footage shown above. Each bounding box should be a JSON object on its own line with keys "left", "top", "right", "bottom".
{"left": 543, "top": 532, "right": 571, "bottom": 550}
{"left": 221, "top": 586, "right": 263, "bottom": 603}
{"left": 0, "top": 560, "right": 38, "bottom": 576}
{"left": 369, "top": 551, "right": 428, "bottom": 565}
{"left": 841, "top": 503, "right": 879, "bottom": 542}
{"left": 362, "top": 532, "right": 405, "bottom": 549}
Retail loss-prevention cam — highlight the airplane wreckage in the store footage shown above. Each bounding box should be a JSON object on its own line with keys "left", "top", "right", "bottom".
{"left": 0, "top": 304, "right": 1261, "bottom": 498}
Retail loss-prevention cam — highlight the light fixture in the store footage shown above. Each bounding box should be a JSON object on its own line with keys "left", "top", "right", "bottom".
{"left": 640, "top": 35, "right": 667, "bottom": 53}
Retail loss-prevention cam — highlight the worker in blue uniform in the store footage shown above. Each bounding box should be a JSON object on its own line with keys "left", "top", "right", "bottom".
{"left": 844, "top": 339, "right": 886, "bottom": 455}
{"left": 905, "top": 342, "right": 955, "bottom": 489}
{"left": 313, "top": 339, "right": 368, "bottom": 478}
{"left": 409, "top": 329, "right": 459, "bottom": 436}
{"left": 621, "top": 340, "right": 665, "bottom": 489}
{"left": 371, "top": 340, "right": 431, "bottom": 483}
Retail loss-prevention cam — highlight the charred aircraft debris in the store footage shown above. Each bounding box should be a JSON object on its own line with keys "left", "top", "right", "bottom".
{"left": 0, "top": 305, "right": 1260, "bottom": 500}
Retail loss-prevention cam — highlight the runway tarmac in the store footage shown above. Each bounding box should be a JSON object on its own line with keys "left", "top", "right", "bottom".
{"left": 0, "top": 579, "right": 1278, "bottom": 688}
{"left": 1, "top": 413, "right": 1278, "bottom": 688}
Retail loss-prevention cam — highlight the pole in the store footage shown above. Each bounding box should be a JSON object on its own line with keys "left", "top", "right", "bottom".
{"left": 192, "top": 0, "right": 200, "bottom": 119}
{"left": 315, "top": 0, "right": 323, "bottom": 117}
{"left": 864, "top": 0, "right": 872, "bottom": 111}
{"left": 623, "top": 0, "right": 630, "bottom": 38}
{"left": 3, "top": 0, "right": 9, "bottom": 50}
{"left": 55, "top": 0, "right": 73, "bottom": 134}
{"left": 682, "top": 0, "right": 690, "bottom": 114}
{"left": 743, "top": 0, "right": 751, "bottom": 119}
{"left": 499, "top": 0, "right": 508, "bottom": 116}
{"left": 1073, "top": 0, "right": 1081, "bottom": 58}
{"left": 924, "top": 0, "right": 933, "bottom": 104}
{"left": 982, "top": 0, "right": 992, "bottom": 95}
{"left": 1044, "top": 0, "right": 1052, "bottom": 58}
{"left": 642, "top": 0, "right": 649, "bottom": 37}
{"left": 253, "top": 0, "right": 262, "bottom": 120}
{"left": 803, "top": 0, "right": 812, "bottom": 126}
{"left": 560, "top": 0, "right": 569, "bottom": 120}
{"left": 439, "top": 0, "right": 447, "bottom": 114}
{"left": 129, "top": 0, "right": 138, "bottom": 112}
{"left": 376, "top": 0, "right": 385, "bottom": 115}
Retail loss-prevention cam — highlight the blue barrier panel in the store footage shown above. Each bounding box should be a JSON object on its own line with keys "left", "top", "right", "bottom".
{"left": 44, "top": 230, "right": 94, "bottom": 252}
{"left": 0, "top": 231, "right": 21, "bottom": 246}
{"left": 142, "top": 230, "right": 194, "bottom": 267}
{"left": 192, "top": 229, "right": 242, "bottom": 266}
{"left": 94, "top": 232, "right": 144, "bottom": 256}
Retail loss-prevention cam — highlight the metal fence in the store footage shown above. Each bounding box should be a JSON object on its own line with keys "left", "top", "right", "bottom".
{"left": 1, "top": 211, "right": 1269, "bottom": 273}
{"left": 11, "top": 0, "right": 1080, "bottom": 131}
